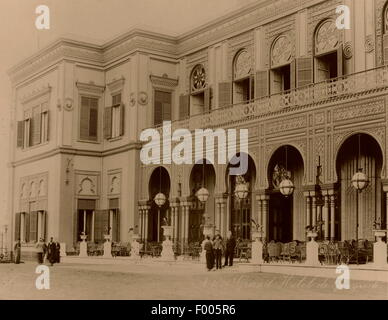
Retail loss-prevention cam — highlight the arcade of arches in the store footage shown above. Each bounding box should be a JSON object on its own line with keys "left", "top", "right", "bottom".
{"left": 138, "top": 134, "right": 387, "bottom": 247}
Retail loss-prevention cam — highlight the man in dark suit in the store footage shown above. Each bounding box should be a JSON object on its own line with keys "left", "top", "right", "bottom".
{"left": 47, "top": 237, "right": 56, "bottom": 266}
{"left": 224, "top": 231, "right": 236, "bottom": 267}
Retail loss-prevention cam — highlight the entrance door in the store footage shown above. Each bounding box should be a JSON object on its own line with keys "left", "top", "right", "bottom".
{"left": 269, "top": 193, "right": 293, "bottom": 242}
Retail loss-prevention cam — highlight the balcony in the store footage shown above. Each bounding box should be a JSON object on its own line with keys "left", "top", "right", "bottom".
{"left": 152, "top": 65, "right": 388, "bottom": 133}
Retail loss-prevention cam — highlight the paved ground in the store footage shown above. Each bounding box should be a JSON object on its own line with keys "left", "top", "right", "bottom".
{"left": 0, "top": 261, "right": 387, "bottom": 300}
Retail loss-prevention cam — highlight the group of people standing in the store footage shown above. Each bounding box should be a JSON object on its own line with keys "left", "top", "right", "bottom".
{"left": 202, "top": 231, "right": 236, "bottom": 271}
{"left": 13, "top": 237, "right": 61, "bottom": 265}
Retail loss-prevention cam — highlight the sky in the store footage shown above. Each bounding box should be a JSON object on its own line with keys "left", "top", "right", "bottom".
{"left": 0, "top": 0, "right": 259, "bottom": 226}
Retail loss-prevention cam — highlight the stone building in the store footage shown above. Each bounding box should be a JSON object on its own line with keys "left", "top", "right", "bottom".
{"left": 7, "top": 0, "right": 388, "bottom": 255}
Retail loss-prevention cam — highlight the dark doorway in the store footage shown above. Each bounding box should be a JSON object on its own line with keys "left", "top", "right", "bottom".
{"left": 269, "top": 193, "right": 293, "bottom": 242}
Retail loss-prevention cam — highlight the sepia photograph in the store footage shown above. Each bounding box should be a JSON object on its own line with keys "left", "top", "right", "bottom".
{"left": 0, "top": 0, "right": 387, "bottom": 306}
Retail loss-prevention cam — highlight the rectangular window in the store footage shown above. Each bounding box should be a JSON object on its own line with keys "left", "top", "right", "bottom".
{"left": 80, "top": 96, "right": 99, "bottom": 142}
{"left": 109, "top": 198, "right": 120, "bottom": 242}
{"left": 270, "top": 64, "right": 291, "bottom": 95}
{"left": 104, "top": 93, "right": 124, "bottom": 140}
{"left": 154, "top": 90, "right": 171, "bottom": 126}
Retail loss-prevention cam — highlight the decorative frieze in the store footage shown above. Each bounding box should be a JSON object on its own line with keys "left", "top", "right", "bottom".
{"left": 333, "top": 99, "right": 385, "bottom": 122}
{"left": 265, "top": 115, "right": 307, "bottom": 135}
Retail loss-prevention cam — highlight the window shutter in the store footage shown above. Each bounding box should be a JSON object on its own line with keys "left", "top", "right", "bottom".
{"left": 296, "top": 57, "right": 313, "bottom": 88}
{"left": 31, "top": 112, "right": 41, "bottom": 146}
{"left": 218, "top": 82, "right": 232, "bottom": 108}
{"left": 29, "top": 211, "right": 38, "bottom": 242}
{"left": 383, "top": 34, "right": 388, "bottom": 65}
{"left": 290, "top": 59, "right": 296, "bottom": 90}
{"left": 154, "top": 100, "right": 163, "bottom": 126}
{"left": 179, "top": 94, "right": 190, "bottom": 120}
{"left": 255, "top": 70, "right": 269, "bottom": 98}
{"left": 337, "top": 43, "right": 343, "bottom": 77}
{"left": 42, "top": 211, "right": 47, "bottom": 241}
{"left": 104, "top": 107, "right": 112, "bottom": 139}
{"left": 78, "top": 199, "right": 96, "bottom": 210}
{"left": 45, "top": 111, "right": 49, "bottom": 142}
{"left": 17, "top": 121, "right": 24, "bottom": 148}
{"left": 250, "top": 75, "right": 255, "bottom": 100}
{"left": 14, "top": 212, "right": 21, "bottom": 241}
{"left": 114, "top": 210, "right": 120, "bottom": 242}
{"left": 120, "top": 103, "right": 125, "bottom": 136}
{"left": 94, "top": 210, "right": 109, "bottom": 243}
{"left": 80, "top": 97, "right": 90, "bottom": 140}
{"left": 204, "top": 87, "right": 211, "bottom": 112}
{"left": 89, "top": 98, "right": 98, "bottom": 140}
{"left": 25, "top": 212, "right": 30, "bottom": 243}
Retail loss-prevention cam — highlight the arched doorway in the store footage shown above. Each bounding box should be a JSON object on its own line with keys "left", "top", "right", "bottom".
{"left": 189, "top": 160, "right": 216, "bottom": 243}
{"left": 227, "top": 153, "right": 256, "bottom": 241}
{"left": 267, "top": 145, "right": 304, "bottom": 242}
{"left": 148, "top": 167, "right": 170, "bottom": 242}
{"left": 336, "top": 134, "right": 384, "bottom": 241}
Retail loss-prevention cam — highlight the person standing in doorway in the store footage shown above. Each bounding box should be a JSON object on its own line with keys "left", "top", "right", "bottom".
{"left": 55, "top": 241, "right": 61, "bottom": 263}
{"left": 224, "top": 231, "right": 236, "bottom": 267}
{"left": 47, "top": 237, "right": 56, "bottom": 266}
{"left": 35, "top": 238, "right": 45, "bottom": 264}
{"left": 14, "top": 239, "right": 21, "bottom": 264}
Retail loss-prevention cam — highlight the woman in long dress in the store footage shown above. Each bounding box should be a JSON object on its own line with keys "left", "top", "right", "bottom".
{"left": 14, "top": 239, "right": 21, "bottom": 264}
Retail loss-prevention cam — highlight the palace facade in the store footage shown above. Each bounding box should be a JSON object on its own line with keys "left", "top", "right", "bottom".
{"left": 7, "top": 0, "right": 388, "bottom": 255}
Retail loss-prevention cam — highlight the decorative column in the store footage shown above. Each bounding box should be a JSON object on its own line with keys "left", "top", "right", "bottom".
{"left": 329, "top": 192, "right": 335, "bottom": 240}
{"left": 174, "top": 205, "right": 179, "bottom": 243}
{"left": 180, "top": 203, "right": 185, "bottom": 253}
{"left": 144, "top": 205, "right": 150, "bottom": 243}
{"left": 139, "top": 207, "right": 144, "bottom": 242}
{"left": 256, "top": 195, "right": 263, "bottom": 228}
{"left": 311, "top": 191, "right": 317, "bottom": 227}
{"left": 261, "top": 195, "right": 269, "bottom": 240}
{"left": 220, "top": 198, "right": 227, "bottom": 237}
{"left": 184, "top": 203, "right": 190, "bottom": 245}
{"left": 215, "top": 200, "right": 221, "bottom": 234}
{"left": 304, "top": 191, "right": 311, "bottom": 228}
{"left": 323, "top": 192, "right": 330, "bottom": 240}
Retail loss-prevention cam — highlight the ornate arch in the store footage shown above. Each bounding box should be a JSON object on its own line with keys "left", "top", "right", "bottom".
{"left": 146, "top": 165, "right": 172, "bottom": 200}
{"left": 264, "top": 142, "right": 306, "bottom": 189}
{"left": 314, "top": 18, "right": 340, "bottom": 55}
{"left": 233, "top": 49, "right": 252, "bottom": 80}
{"left": 270, "top": 35, "right": 292, "bottom": 68}
{"left": 333, "top": 130, "right": 386, "bottom": 182}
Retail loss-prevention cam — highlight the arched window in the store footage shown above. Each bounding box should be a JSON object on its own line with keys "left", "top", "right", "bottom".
{"left": 270, "top": 35, "right": 293, "bottom": 94}
{"left": 233, "top": 49, "right": 254, "bottom": 103}
{"left": 313, "top": 19, "right": 342, "bottom": 81}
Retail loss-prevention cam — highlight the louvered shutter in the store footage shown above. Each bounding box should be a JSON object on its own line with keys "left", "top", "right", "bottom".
{"left": 384, "top": 34, "right": 388, "bottom": 65}
{"left": 78, "top": 199, "right": 96, "bottom": 210}
{"left": 337, "top": 44, "right": 343, "bottom": 77}
{"left": 42, "top": 211, "right": 47, "bottom": 241}
{"left": 296, "top": 57, "right": 313, "bottom": 88}
{"left": 17, "top": 121, "right": 24, "bottom": 148}
{"left": 255, "top": 70, "right": 269, "bottom": 98}
{"left": 204, "top": 87, "right": 211, "bottom": 112}
{"left": 218, "top": 82, "right": 232, "bottom": 108}
{"left": 154, "top": 94, "right": 163, "bottom": 126}
{"left": 162, "top": 91, "right": 172, "bottom": 122}
{"left": 250, "top": 75, "right": 255, "bottom": 100}
{"left": 31, "top": 110, "right": 41, "bottom": 146}
{"left": 25, "top": 212, "right": 30, "bottom": 243}
{"left": 179, "top": 94, "right": 190, "bottom": 120}
{"left": 290, "top": 59, "right": 296, "bottom": 90}
{"left": 89, "top": 98, "right": 98, "bottom": 140}
{"left": 104, "top": 107, "right": 112, "bottom": 139}
{"left": 80, "top": 97, "right": 90, "bottom": 140}
{"left": 29, "top": 211, "right": 38, "bottom": 242}
{"left": 120, "top": 103, "right": 125, "bottom": 136}
{"left": 113, "top": 210, "right": 120, "bottom": 242}
{"left": 14, "top": 212, "right": 21, "bottom": 240}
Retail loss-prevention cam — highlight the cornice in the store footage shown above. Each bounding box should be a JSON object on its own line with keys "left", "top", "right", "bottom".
{"left": 8, "top": 0, "right": 327, "bottom": 85}
{"left": 150, "top": 74, "right": 179, "bottom": 88}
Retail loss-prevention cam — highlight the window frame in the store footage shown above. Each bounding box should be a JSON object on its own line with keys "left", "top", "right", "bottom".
{"left": 78, "top": 94, "right": 101, "bottom": 144}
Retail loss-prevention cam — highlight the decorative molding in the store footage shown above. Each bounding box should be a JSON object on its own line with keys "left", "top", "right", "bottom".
{"left": 150, "top": 74, "right": 179, "bottom": 87}
{"left": 271, "top": 35, "right": 293, "bottom": 68}
{"left": 129, "top": 92, "right": 136, "bottom": 107}
{"left": 76, "top": 81, "right": 105, "bottom": 94}
{"left": 365, "top": 34, "right": 375, "bottom": 53}
{"left": 20, "top": 85, "right": 51, "bottom": 105}
{"left": 106, "top": 76, "right": 125, "bottom": 93}
{"left": 343, "top": 41, "right": 353, "bottom": 59}
{"left": 333, "top": 99, "right": 385, "bottom": 122}
{"left": 64, "top": 98, "right": 74, "bottom": 111}
{"left": 138, "top": 91, "right": 148, "bottom": 105}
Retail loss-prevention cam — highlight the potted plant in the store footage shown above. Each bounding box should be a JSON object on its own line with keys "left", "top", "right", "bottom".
{"left": 161, "top": 217, "right": 173, "bottom": 239}
{"left": 251, "top": 219, "right": 263, "bottom": 240}
{"left": 80, "top": 232, "right": 87, "bottom": 242}
{"left": 306, "top": 225, "right": 318, "bottom": 239}
{"left": 373, "top": 218, "right": 387, "bottom": 242}
{"left": 103, "top": 227, "right": 112, "bottom": 241}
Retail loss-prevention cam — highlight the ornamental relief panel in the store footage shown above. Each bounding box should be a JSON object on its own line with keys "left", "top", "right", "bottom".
{"left": 376, "top": 0, "right": 388, "bottom": 66}
{"left": 265, "top": 115, "right": 307, "bottom": 135}
{"left": 76, "top": 173, "right": 99, "bottom": 196}
{"left": 271, "top": 35, "right": 293, "bottom": 67}
{"left": 108, "top": 171, "right": 121, "bottom": 196}
{"left": 233, "top": 50, "right": 253, "bottom": 80}
{"left": 314, "top": 19, "right": 340, "bottom": 55}
{"left": 333, "top": 99, "right": 385, "bottom": 122}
